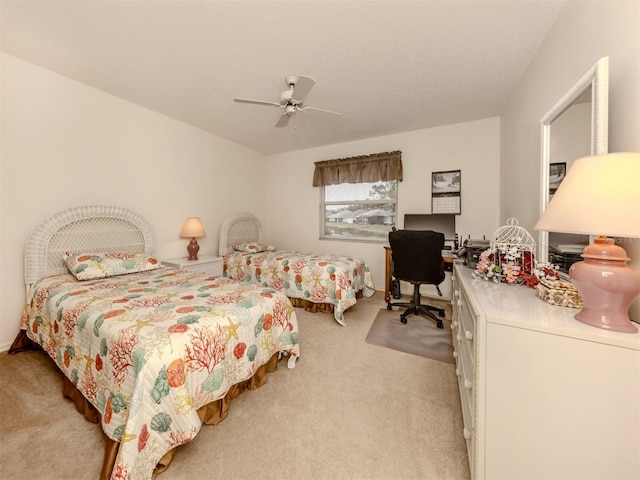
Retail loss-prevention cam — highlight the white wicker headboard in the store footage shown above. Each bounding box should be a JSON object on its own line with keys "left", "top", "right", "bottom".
{"left": 25, "top": 205, "right": 157, "bottom": 288}
{"left": 218, "top": 213, "right": 263, "bottom": 256}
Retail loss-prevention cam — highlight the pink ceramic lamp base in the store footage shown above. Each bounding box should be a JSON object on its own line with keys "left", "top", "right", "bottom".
{"left": 569, "top": 237, "right": 640, "bottom": 333}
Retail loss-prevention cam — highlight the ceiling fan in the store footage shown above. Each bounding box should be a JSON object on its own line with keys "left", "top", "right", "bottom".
{"left": 233, "top": 75, "right": 343, "bottom": 128}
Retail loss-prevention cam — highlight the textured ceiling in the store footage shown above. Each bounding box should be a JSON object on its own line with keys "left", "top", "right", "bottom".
{"left": 1, "top": 0, "right": 566, "bottom": 155}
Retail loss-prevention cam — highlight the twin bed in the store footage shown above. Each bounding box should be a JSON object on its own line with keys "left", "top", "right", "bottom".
{"left": 10, "top": 206, "right": 300, "bottom": 480}
{"left": 11, "top": 207, "right": 374, "bottom": 479}
{"left": 218, "top": 213, "right": 375, "bottom": 326}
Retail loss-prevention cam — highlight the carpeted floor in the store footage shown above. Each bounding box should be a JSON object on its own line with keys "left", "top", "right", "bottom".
{"left": 0, "top": 293, "right": 470, "bottom": 480}
{"left": 365, "top": 299, "right": 454, "bottom": 364}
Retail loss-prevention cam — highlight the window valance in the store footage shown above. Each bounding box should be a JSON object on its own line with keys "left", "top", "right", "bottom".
{"left": 312, "top": 150, "right": 403, "bottom": 187}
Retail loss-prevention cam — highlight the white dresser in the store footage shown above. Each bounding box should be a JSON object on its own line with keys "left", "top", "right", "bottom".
{"left": 161, "top": 255, "right": 223, "bottom": 277}
{"left": 451, "top": 262, "right": 640, "bottom": 480}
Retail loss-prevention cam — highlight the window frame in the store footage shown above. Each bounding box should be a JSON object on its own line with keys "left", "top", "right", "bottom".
{"left": 319, "top": 180, "right": 399, "bottom": 243}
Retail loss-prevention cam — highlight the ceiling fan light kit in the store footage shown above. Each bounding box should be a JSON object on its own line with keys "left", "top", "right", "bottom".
{"left": 234, "top": 74, "right": 343, "bottom": 128}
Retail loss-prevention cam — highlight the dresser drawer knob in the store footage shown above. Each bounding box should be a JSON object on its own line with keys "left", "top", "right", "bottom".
{"left": 464, "top": 378, "right": 472, "bottom": 390}
{"left": 456, "top": 368, "right": 461, "bottom": 377}
{"left": 453, "top": 351, "right": 458, "bottom": 358}
{"left": 463, "top": 428, "right": 471, "bottom": 440}
{"left": 465, "top": 330, "right": 473, "bottom": 341}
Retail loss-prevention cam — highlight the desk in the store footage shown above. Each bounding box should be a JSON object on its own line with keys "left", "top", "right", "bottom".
{"left": 384, "top": 246, "right": 455, "bottom": 303}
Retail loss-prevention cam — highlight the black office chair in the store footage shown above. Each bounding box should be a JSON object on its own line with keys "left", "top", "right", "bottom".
{"left": 387, "top": 229, "right": 446, "bottom": 328}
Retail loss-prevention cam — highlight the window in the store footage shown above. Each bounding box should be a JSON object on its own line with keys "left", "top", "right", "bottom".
{"left": 321, "top": 180, "right": 397, "bottom": 241}
{"left": 313, "top": 150, "right": 402, "bottom": 241}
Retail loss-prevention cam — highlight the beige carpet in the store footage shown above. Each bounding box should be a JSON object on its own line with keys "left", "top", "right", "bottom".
{"left": 0, "top": 293, "right": 470, "bottom": 480}
{"left": 365, "top": 300, "right": 454, "bottom": 364}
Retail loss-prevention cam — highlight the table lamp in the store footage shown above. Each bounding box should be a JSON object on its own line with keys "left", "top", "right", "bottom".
{"left": 180, "top": 217, "right": 206, "bottom": 260}
{"left": 534, "top": 152, "right": 640, "bottom": 333}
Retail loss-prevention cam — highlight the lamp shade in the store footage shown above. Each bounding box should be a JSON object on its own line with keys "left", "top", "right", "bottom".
{"left": 180, "top": 217, "right": 206, "bottom": 238}
{"left": 534, "top": 152, "right": 640, "bottom": 238}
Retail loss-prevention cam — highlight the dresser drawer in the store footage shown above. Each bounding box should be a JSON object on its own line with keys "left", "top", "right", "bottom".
{"left": 459, "top": 375, "right": 474, "bottom": 472}
{"left": 459, "top": 330, "right": 474, "bottom": 404}
{"left": 458, "top": 286, "right": 476, "bottom": 368}
{"left": 455, "top": 343, "right": 474, "bottom": 469}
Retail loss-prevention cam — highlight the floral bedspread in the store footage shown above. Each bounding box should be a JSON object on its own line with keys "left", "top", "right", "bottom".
{"left": 223, "top": 250, "right": 375, "bottom": 326}
{"left": 21, "top": 268, "right": 299, "bottom": 480}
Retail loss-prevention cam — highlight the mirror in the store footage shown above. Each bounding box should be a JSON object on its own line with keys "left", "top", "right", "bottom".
{"left": 539, "top": 57, "right": 609, "bottom": 273}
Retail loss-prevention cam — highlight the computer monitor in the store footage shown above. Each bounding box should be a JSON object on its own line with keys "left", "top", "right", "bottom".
{"left": 403, "top": 214, "right": 456, "bottom": 242}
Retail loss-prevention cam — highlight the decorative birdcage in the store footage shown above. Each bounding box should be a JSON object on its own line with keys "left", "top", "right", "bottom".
{"left": 473, "top": 218, "right": 537, "bottom": 285}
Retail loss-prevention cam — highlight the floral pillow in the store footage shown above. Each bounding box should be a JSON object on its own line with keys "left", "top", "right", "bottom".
{"left": 63, "top": 252, "right": 160, "bottom": 281}
{"left": 232, "top": 242, "right": 275, "bottom": 253}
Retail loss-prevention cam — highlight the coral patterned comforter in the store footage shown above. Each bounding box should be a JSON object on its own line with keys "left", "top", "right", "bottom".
{"left": 224, "top": 250, "right": 375, "bottom": 326}
{"left": 21, "top": 268, "right": 299, "bottom": 480}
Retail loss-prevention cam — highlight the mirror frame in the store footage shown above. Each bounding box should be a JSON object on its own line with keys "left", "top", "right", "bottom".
{"left": 538, "top": 56, "right": 609, "bottom": 264}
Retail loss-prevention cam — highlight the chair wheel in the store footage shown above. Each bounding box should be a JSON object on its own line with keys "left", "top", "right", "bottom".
{"left": 436, "top": 320, "right": 444, "bottom": 329}
{"left": 387, "top": 304, "right": 392, "bottom": 310}
{"left": 400, "top": 316, "right": 407, "bottom": 324}
{"left": 438, "top": 309, "right": 445, "bottom": 317}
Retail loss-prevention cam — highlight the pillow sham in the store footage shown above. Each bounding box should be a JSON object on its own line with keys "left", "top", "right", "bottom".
{"left": 232, "top": 242, "right": 275, "bottom": 253}
{"left": 63, "top": 252, "right": 160, "bottom": 281}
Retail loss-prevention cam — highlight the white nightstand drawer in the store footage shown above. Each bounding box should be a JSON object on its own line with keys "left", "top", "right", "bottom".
{"left": 161, "top": 255, "right": 223, "bottom": 277}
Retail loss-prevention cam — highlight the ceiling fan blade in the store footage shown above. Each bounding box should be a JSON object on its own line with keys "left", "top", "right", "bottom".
{"left": 291, "top": 76, "right": 315, "bottom": 102}
{"left": 300, "top": 106, "right": 343, "bottom": 119}
{"left": 234, "top": 98, "right": 281, "bottom": 107}
{"left": 275, "top": 113, "right": 292, "bottom": 128}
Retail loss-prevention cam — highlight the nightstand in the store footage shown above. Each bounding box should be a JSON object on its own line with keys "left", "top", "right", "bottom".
{"left": 161, "top": 255, "right": 223, "bottom": 277}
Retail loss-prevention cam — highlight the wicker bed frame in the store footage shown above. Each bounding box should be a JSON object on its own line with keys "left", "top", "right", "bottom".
{"left": 218, "top": 212, "right": 263, "bottom": 256}
{"left": 23, "top": 204, "right": 156, "bottom": 300}
{"left": 12, "top": 205, "right": 290, "bottom": 479}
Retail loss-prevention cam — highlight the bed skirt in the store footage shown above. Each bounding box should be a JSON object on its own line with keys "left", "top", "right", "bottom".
{"left": 288, "top": 289, "right": 363, "bottom": 314}
{"left": 9, "top": 330, "right": 282, "bottom": 480}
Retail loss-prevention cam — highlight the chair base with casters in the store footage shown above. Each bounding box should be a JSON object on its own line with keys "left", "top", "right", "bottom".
{"left": 387, "top": 281, "right": 445, "bottom": 329}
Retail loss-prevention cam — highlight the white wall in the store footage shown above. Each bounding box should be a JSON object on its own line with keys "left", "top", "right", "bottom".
{"left": 501, "top": 0, "right": 640, "bottom": 320}
{"left": 264, "top": 118, "right": 501, "bottom": 296}
{"left": 0, "top": 54, "right": 267, "bottom": 350}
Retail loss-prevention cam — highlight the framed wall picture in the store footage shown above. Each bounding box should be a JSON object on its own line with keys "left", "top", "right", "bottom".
{"left": 549, "top": 162, "right": 567, "bottom": 195}
{"left": 432, "top": 169, "right": 461, "bottom": 214}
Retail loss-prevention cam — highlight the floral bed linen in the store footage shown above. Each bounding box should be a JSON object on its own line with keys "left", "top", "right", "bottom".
{"left": 224, "top": 250, "right": 375, "bottom": 326}
{"left": 21, "top": 268, "right": 299, "bottom": 480}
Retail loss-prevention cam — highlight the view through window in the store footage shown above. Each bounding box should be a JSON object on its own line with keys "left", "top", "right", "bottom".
{"left": 321, "top": 180, "right": 397, "bottom": 241}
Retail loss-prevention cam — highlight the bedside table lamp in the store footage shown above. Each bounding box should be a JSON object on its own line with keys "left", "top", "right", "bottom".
{"left": 534, "top": 152, "right": 640, "bottom": 333}
{"left": 180, "top": 217, "right": 206, "bottom": 261}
